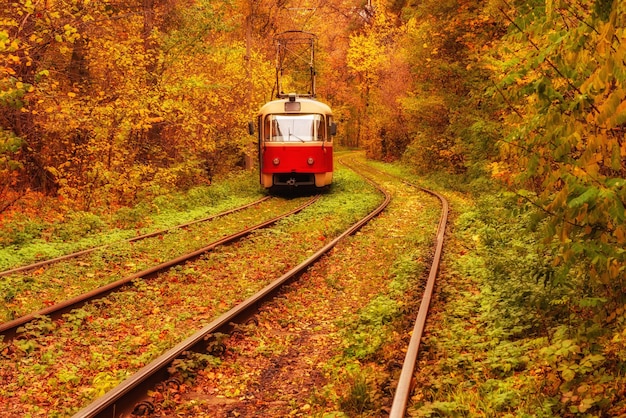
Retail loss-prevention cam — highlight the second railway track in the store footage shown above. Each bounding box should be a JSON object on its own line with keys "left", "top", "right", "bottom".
{"left": 0, "top": 196, "right": 272, "bottom": 278}
{"left": 348, "top": 159, "right": 449, "bottom": 418}
{"left": 0, "top": 195, "right": 320, "bottom": 340}
{"left": 0, "top": 196, "right": 322, "bottom": 325}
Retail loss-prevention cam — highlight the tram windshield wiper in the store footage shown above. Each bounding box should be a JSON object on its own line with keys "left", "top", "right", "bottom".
{"left": 288, "top": 128, "right": 306, "bottom": 142}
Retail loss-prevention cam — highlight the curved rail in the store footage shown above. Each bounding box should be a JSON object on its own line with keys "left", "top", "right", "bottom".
{"left": 0, "top": 196, "right": 271, "bottom": 277}
{"left": 356, "top": 162, "right": 449, "bottom": 418}
{"left": 0, "top": 196, "right": 311, "bottom": 341}
{"left": 73, "top": 165, "right": 391, "bottom": 418}
{"left": 391, "top": 189, "right": 447, "bottom": 417}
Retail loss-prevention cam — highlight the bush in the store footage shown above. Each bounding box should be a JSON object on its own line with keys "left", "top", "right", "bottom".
{"left": 0, "top": 216, "right": 46, "bottom": 247}
{"left": 55, "top": 212, "right": 105, "bottom": 242}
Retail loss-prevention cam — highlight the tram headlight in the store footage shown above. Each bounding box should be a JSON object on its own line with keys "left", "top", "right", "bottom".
{"left": 307, "top": 157, "right": 315, "bottom": 165}
{"left": 273, "top": 158, "right": 280, "bottom": 166}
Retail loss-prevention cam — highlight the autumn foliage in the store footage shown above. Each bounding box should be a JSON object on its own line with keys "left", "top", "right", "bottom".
{"left": 484, "top": 0, "right": 625, "bottom": 302}
{"left": 1, "top": 0, "right": 623, "bottom": 293}
{"left": 1, "top": 0, "right": 274, "bottom": 211}
{"left": 2, "top": 0, "right": 626, "bottom": 414}
{"left": 2, "top": 0, "right": 624, "bottom": 314}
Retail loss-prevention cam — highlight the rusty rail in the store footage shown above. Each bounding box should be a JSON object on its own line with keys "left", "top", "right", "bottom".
{"left": 0, "top": 196, "right": 271, "bottom": 277}
{"left": 390, "top": 186, "right": 448, "bottom": 417}
{"left": 355, "top": 161, "right": 449, "bottom": 418}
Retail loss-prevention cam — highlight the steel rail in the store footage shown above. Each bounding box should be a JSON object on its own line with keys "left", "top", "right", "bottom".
{"left": 0, "top": 196, "right": 271, "bottom": 277}
{"left": 357, "top": 162, "right": 449, "bottom": 418}
{"left": 73, "top": 164, "right": 391, "bottom": 418}
{"left": 0, "top": 196, "right": 312, "bottom": 341}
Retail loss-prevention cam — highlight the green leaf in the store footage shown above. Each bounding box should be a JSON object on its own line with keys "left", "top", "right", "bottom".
{"left": 561, "top": 367, "right": 576, "bottom": 382}
{"left": 568, "top": 187, "right": 599, "bottom": 208}
{"left": 609, "top": 195, "right": 625, "bottom": 222}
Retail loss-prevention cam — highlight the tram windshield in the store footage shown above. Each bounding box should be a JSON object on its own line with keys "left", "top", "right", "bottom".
{"left": 266, "top": 114, "right": 325, "bottom": 142}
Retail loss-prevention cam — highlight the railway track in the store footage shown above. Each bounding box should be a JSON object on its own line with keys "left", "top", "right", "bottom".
{"left": 350, "top": 161, "right": 449, "bottom": 417}
{"left": 0, "top": 159, "right": 448, "bottom": 417}
{"left": 0, "top": 196, "right": 271, "bottom": 278}
{"left": 1, "top": 196, "right": 291, "bottom": 326}
{"left": 0, "top": 166, "right": 383, "bottom": 417}
{"left": 0, "top": 196, "right": 318, "bottom": 340}
{"left": 72, "top": 162, "right": 391, "bottom": 417}
{"left": 73, "top": 159, "right": 448, "bottom": 418}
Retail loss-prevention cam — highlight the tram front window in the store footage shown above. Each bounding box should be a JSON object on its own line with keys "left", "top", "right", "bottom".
{"left": 268, "top": 114, "right": 324, "bottom": 142}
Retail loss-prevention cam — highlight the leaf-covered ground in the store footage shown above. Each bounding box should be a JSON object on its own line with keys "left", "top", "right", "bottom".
{"left": 4, "top": 157, "right": 621, "bottom": 417}
{"left": 149, "top": 159, "right": 443, "bottom": 416}
{"left": 0, "top": 196, "right": 309, "bottom": 322}
{"left": 0, "top": 166, "right": 385, "bottom": 416}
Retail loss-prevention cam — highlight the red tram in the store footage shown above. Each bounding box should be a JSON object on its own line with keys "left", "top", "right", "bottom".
{"left": 254, "top": 93, "right": 336, "bottom": 189}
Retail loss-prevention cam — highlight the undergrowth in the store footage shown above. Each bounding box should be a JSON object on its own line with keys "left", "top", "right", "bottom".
{"left": 409, "top": 190, "right": 626, "bottom": 417}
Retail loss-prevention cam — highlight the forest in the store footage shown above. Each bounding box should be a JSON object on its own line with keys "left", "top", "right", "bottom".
{"left": 1, "top": 0, "right": 625, "bottom": 415}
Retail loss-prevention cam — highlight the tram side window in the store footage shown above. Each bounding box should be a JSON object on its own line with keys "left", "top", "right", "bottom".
{"left": 263, "top": 116, "right": 271, "bottom": 141}
{"left": 315, "top": 118, "right": 324, "bottom": 140}
{"left": 272, "top": 118, "right": 283, "bottom": 141}
{"left": 327, "top": 116, "right": 335, "bottom": 141}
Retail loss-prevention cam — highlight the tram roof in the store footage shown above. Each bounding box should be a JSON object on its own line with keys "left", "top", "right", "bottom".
{"left": 258, "top": 96, "right": 333, "bottom": 116}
